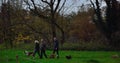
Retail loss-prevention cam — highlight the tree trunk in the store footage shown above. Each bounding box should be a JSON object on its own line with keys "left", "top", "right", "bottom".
{"left": 54, "top": 22, "right": 65, "bottom": 44}
{"left": 1, "top": 2, "right": 13, "bottom": 48}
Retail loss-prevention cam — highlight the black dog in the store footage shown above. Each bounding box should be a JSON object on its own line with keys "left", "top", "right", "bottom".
{"left": 66, "top": 55, "right": 72, "bottom": 59}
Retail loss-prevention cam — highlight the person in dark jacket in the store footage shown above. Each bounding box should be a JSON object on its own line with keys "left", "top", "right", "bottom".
{"left": 40, "top": 39, "right": 47, "bottom": 58}
{"left": 33, "top": 40, "right": 40, "bottom": 58}
{"left": 53, "top": 37, "right": 59, "bottom": 58}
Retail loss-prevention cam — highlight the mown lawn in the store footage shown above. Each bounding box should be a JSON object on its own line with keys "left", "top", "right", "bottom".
{"left": 0, "top": 49, "right": 120, "bottom": 63}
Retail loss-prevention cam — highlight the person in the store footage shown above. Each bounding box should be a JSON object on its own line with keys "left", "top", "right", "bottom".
{"left": 33, "top": 40, "right": 41, "bottom": 58}
{"left": 53, "top": 37, "right": 59, "bottom": 58}
{"left": 40, "top": 39, "right": 47, "bottom": 58}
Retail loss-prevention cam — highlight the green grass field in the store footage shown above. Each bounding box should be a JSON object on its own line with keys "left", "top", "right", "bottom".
{"left": 0, "top": 49, "right": 120, "bottom": 63}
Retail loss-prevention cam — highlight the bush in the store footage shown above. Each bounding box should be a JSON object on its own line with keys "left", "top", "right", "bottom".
{"left": 59, "top": 40, "right": 108, "bottom": 51}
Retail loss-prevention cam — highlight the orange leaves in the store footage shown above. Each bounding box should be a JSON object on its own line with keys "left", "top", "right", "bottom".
{"left": 15, "top": 33, "right": 31, "bottom": 41}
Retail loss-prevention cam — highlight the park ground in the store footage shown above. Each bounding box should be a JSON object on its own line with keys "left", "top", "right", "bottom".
{"left": 0, "top": 49, "right": 120, "bottom": 63}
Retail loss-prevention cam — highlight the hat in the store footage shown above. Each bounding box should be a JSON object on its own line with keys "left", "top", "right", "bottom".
{"left": 35, "top": 40, "right": 39, "bottom": 43}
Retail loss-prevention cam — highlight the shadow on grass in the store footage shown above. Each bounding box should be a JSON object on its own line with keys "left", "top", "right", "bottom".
{"left": 87, "top": 59, "right": 100, "bottom": 63}
{"left": 8, "top": 58, "right": 15, "bottom": 61}
{"left": 0, "top": 58, "right": 16, "bottom": 63}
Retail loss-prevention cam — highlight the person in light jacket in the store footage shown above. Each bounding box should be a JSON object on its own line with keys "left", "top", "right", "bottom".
{"left": 33, "top": 40, "right": 40, "bottom": 58}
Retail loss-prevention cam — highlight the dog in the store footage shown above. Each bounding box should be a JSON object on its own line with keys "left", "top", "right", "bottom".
{"left": 24, "top": 50, "right": 33, "bottom": 56}
{"left": 66, "top": 55, "right": 72, "bottom": 59}
{"left": 49, "top": 54, "right": 56, "bottom": 58}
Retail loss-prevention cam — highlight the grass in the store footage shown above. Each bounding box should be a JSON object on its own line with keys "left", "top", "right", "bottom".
{"left": 0, "top": 49, "right": 120, "bottom": 63}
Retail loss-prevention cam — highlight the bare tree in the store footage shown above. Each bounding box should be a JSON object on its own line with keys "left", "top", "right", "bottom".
{"left": 24, "top": 0, "right": 66, "bottom": 44}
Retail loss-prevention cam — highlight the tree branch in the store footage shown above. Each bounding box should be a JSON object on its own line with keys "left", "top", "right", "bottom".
{"left": 57, "top": 0, "right": 66, "bottom": 13}
{"left": 24, "top": 0, "right": 49, "bottom": 19}
{"left": 31, "top": 0, "right": 37, "bottom": 10}
{"left": 41, "top": 0, "right": 51, "bottom": 6}
{"left": 90, "top": 0, "right": 97, "bottom": 13}
{"left": 54, "top": 0, "right": 61, "bottom": 13}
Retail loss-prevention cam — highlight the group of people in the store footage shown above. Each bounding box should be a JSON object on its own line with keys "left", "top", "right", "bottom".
{"left": 33, "top": 37, "right": 59, "bottom": 59}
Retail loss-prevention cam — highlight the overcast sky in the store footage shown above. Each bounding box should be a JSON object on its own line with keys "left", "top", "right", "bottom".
{"left": 63, "top": 0, "right": 107, "bottom": 14}
{"left": 63, "top": 0, "right": 88, "bottom": 14}
{"left": 0, "top": 0, "right": 107, "bottom": 14}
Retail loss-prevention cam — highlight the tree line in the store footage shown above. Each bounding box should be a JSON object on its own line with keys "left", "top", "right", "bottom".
{"left": 0, "top": 0, "right": 120, "bottom": 50}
